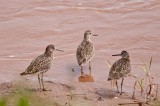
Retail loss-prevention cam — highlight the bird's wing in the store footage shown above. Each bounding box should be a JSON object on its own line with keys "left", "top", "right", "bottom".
{"left": 108, "top": 58, "right": 131, "bottom": 79}
{"left": 76, "top": 45, "right": 85, "bottom": 66}
{"left": 76, "top": 41, "right": 94, "bottom": 65}
{"left": 25, "top": 54, "right": 52, "bottom": 74}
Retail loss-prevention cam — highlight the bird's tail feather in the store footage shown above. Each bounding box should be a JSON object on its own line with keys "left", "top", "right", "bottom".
{"left": 108, "top": 78, "right": 112, "bottom": 81}
{"left": 20, "top": 72, "right": 28, "bottom": 76}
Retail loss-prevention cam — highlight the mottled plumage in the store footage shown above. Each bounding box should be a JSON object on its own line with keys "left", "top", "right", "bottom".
{"left": 76, "top": 40, "right": 94, "bottom": 66}
{"left": 20, "top": 44, "right": 63, "bottom": 91}
{"left": 20, "top": 45, "right": 54, "bottom": 75}
{"left": 108, "top": 58, "right": 131, "bottom": 80}
{"left": 108, "top": 51, "right": 131, "bottom": 94}
{"left": 76, "top": 30, "right": 98, "bottom": 75}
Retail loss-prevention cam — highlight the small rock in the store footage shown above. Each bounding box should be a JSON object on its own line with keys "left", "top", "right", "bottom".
{"left": 114, "top": 97, "right": 118, "bottom": 99}
{"left": 72, "top": 68, "right": 75, "bottom": 72}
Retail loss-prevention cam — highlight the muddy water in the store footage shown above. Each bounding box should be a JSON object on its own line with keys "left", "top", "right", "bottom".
{"left": 0, "top": 0, "right": 160, "bottom": 92}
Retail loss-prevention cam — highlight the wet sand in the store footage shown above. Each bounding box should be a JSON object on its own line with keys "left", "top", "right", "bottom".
{"left": 0, "top": 0, "right": 160, "bottom": 105}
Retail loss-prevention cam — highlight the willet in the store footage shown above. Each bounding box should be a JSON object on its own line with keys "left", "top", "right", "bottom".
{"left": 20, "top": 44, "right": 63, "bottom": 91}
{"left": 76, "top": 30, "right": 98, "bottom": 76}
{"left": 108, "top": 50, "right": 131, "bottom": 95}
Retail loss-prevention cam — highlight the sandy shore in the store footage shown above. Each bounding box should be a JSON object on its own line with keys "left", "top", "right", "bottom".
{"left": 0, "top": 0, "right": 160, "bottom": 105}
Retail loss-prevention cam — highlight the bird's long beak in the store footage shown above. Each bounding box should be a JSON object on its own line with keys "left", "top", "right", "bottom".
{"left": 55, "top": 49, "right": 64, "bottom": 52}
{"left": 92, "top": 34, "right": 98, "bottom": 36}
{"left": 112, "top": 53, "right": 121, "bottom": 56}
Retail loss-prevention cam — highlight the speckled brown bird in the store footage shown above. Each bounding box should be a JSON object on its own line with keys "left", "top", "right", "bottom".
{"left": 108, "top": 50, "right": 131, "bottom": 95}
{"left": 20, "top": 44, "right": 63, "bottom": 91}
{"left": 76, "top": 30, "right": 98, "bottom": 76}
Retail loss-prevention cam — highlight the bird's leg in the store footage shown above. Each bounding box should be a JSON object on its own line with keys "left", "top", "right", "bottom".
{"left": 38, "top": 74, "right": 41, "bottom": 90}
{"left": 41, "top": 73, "right": 47, "bottom": 91}
{"left": 89, "top": 61, "right": 91, "bottom": 76}
{"left": 116, "top": 80, "right": 119, "bottom": 93}
{"left": 120, "top": 78, "right": 124, "bottom": 95}
{"left": 80, "top": 66, "right": 84, "bottom": 75}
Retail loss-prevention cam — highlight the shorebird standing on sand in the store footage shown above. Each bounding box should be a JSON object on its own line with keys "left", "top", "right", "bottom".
{"left": 108, "top": 51, "right": 131, "bottom": 95}
{"left": 76, "top": 30, "right": 98, "bottom": 76}
{"left": 20, "top": 44, "right": 63, "bottom": 91}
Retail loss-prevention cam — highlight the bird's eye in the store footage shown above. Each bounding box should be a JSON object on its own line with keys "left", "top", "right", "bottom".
{"left": 90, "top": 33, "right": 91, "bottom": 34}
